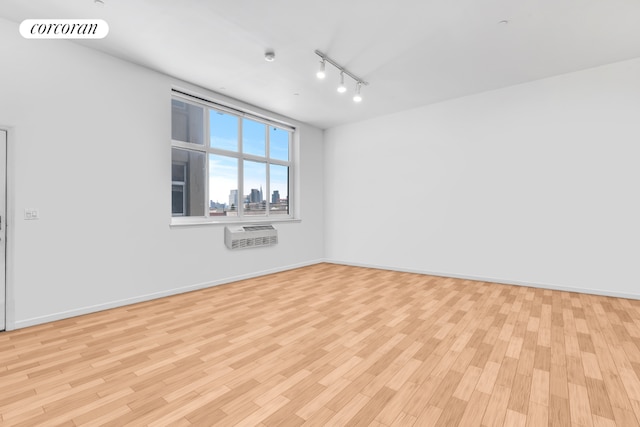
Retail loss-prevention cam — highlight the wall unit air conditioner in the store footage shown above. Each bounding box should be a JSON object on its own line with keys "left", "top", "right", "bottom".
{"left": 225, "top": 225, "right": 278, "bottom": 250}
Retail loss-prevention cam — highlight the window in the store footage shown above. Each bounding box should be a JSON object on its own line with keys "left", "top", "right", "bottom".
{"left": 171, "top": 92, "right": 294, "bottom": 223}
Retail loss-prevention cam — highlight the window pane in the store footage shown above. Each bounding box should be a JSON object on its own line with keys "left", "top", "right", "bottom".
{"left": 243, "top": 119, "right": 266, "bottom": 157}
{"left": 171, "top": 148, "right": 205, "bottom": 216}
{"left": 269, "top": 127, "right": 289, "bottom": 161}
{"left": 172, "top": 100, "right": 204, "bottom": 145}
{"left": 210, "top": 110, "right": 238, "bottom": 152}
{"left": 244, "top": 160, "right": 266, "bottom": 216}
{"left": 209, "top": 154, "right": 238, "bottom": 217}
{"left": 270, "top": 164, "right": 289, "bottom": 215}
{"left": 172, "top": 185, "right": 185, "bottom": 216}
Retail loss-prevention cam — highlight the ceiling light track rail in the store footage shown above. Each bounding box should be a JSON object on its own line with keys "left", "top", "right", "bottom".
{"left": 314, "top": 50, "right": 368, "bottom": 86}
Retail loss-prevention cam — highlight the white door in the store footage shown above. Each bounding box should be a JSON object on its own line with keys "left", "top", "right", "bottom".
{"left": 0, "top": 130, "right": 5, "bottom": 331}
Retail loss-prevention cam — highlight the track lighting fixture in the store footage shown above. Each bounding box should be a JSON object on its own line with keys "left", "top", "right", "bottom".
{"left": 314, "top": 50, "right": 368, "bottom": 103}
{"left": 316, "top": 59, "right": 326, "bottom": 79}
{"left": 337, "top": 72, "right": 347, "bottom": 93}
{"left": 353, "top": 82, "right": 362, "bottom": 103}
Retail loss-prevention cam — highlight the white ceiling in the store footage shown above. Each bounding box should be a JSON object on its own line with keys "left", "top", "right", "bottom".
{"left": 2, "top": 0, "right": 640, "bottom": 129}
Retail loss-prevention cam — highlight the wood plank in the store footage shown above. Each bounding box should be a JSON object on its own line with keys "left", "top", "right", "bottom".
{"left": 481, "top": 384, "right": 511, "bottom": 427}
{"left": 549, "top": 395, "right": 571, "bottom": 427}
{"left": 569, "top": 382, "right": 594, "bottom": 427}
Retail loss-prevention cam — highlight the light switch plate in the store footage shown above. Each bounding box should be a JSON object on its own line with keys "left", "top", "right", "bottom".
{"left": 24, "top": 208, "right": 39, "bottom": 220}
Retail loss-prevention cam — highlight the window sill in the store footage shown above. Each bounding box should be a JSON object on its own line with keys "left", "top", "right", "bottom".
{"left": 170, "top": 217, "right": 301, "bottom": 228}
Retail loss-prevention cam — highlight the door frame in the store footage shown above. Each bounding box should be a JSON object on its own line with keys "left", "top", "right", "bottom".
{"left": 0, "top": 128, "right": 13, "bottom": 331}
{"left": 0, "top": 129, "right": 6, "bottom": 331}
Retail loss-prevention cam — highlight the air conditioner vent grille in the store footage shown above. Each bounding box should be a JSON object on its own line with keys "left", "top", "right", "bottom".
{"left": 225, "top": 225, "right": 278, "bottom": 250}
{"left": 243, "top": 225, "right": 275, "bottom": 232}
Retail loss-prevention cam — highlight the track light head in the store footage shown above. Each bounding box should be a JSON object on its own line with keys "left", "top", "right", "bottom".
{"left": 337, "top": 72, "right": 347, "bottom": 93}
{"left": 316, "top": 60, "right": 326, "bottom": 79}
{"left": 353, "top": 82, "right": 362, "bottom": 103}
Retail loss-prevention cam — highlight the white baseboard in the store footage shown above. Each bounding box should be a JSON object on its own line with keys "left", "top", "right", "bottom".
{"left": 12, "top": 259, "right": 324, "bottom": 330}
{"left": 323, "top": 259, "right": 640, "bottom": 301}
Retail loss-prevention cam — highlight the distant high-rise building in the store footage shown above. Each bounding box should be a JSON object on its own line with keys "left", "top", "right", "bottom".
{"left": 260, "top": 185, "right": 263, "bottom": 203}
{"left": 228, "top": 189, "right": 238, "bottom": 209}
{"left": 250, "top": 188, "right": 261, "bottom": 203}
{"left": 272, "top": 190, "right": 280, "bottom": 204}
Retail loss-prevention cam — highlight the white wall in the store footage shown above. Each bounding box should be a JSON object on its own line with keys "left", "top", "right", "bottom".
{"left": 0, "top": 17, "right": 324, "bottom": 329}
{"left": 325, "top": 58, "right": 640, "bottom": 299}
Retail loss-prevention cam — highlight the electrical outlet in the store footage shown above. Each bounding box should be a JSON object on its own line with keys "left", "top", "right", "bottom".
{"left": 24, "top": 208, "right": 39, "bottom": 220}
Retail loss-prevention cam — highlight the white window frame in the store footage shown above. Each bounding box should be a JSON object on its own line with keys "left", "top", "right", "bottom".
{"left": 170, "top": 90, "right": 296, "bottom": 226}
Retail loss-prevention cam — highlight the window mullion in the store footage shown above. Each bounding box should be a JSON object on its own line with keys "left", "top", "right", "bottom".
{"left": 237, "top": 117, "right": 244, "bottom": 218}
{"left": 265, "top": 125, "right": 271, "bottom": 216}
{"left": 243, "top": 153, "right": 269, "bottom": 163}
{"left": 288, "top": 132, "right": 293, "bottom": 217}
{"left": 172, "top": 140, "right": 207, "bottom": 152}
{"left": 267, "top": 159, "right": 290, "bottom": 167}
{"left": 209, "top": 147, "right": 242, "bottom": 158}
{"left": 204, "top": 107, "right": 210, "bottom": 217}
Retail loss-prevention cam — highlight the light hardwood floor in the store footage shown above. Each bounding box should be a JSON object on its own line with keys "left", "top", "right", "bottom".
{"left": 2, "top": 263, "right": 640, "bottom": 426}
